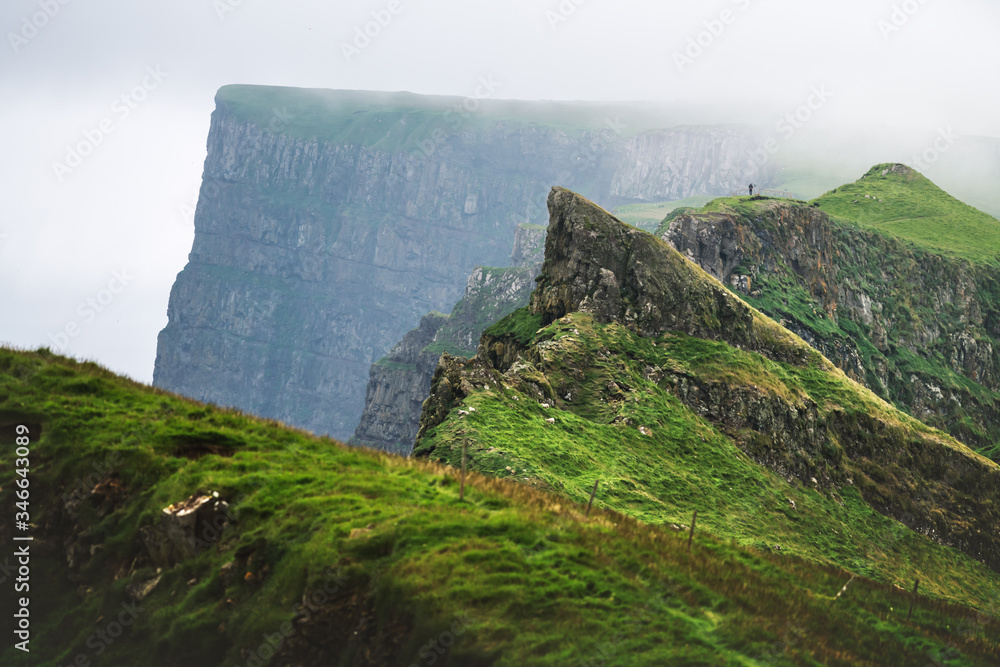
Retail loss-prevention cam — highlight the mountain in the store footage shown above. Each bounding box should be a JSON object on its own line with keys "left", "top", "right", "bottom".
{"left": 3, "top": 343, "right": 999, "bottom": 665}
{"left": 415, "top": 187, "right": 1000, "bottom": 585}
{"left": 152, "top": 85, "right": 778, "bottom": 441}
{"left": 661, "top": 164, "right": 1000, "bottom": 459}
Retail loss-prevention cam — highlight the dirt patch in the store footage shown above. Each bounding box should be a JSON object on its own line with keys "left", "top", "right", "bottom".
{"left": 174, "top": 441, "right": 236, "bottom": 459}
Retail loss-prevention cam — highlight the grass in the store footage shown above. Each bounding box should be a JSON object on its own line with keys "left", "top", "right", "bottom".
{"left": 812, "top": 164, "right": 1000, "bottom": 265}
{"left": 612, "top": 196, "right": 715, "bottom": 232}
{"left": 657, "top": 183, "right": 1000, "bottom": 458}
{"left": 418, "top": 312, "right": 1000, "bottom": 612}
{"left": 215, "top": 85, "right": 683, "bottom": 150}
{"left": 3, "top": 346, "right": 999, "bottom": 665}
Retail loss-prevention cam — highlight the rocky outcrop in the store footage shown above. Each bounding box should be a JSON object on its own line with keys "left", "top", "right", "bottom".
{"left": 353, "top": 224, "right": 544, "bottom": 454}
{"left": 415, "top": 187, "right": 1000, "bottom": 573}
{"left": 154, "top": 86, "right": 775, "bottom": 440}
{"left": 529, "top": 188, "right": 817, "bottom": 367}
{"left": 661, "top": 194, "right": 1000, "bottom": 457}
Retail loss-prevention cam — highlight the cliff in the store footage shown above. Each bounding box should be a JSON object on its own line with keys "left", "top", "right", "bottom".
{"left": 153, "top": 85, "right": 775, "bottom": 440}
{"left": 353, "top": 224, "right": 544, "bottom": 454}
{"left": 415, "top": 188, "right": 1000, "bottom": 577}
{"left": 661, "top": 164, "right": 1000, "bottom": 459}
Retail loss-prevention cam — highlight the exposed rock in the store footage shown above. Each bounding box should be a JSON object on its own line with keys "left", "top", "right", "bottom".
{"left": 415, "top": 187, "right": 1000, "bottom": 573}
{"left": 154, "top": 86, "right": 775, "bottom": 440}
{"left": 530, "top": 187, "right": 815, "bottom": 367}
{"left": 140, "top": 493, "right": 232, "bottom": 569}
{"left": 353, "top": 224, "right": 544, "bottom": 455}
{"left": 661, "top": 197, "right": 1000, "bottom": 455}
{"left": 351, "top": 313, "right": 449, "bottom": 455}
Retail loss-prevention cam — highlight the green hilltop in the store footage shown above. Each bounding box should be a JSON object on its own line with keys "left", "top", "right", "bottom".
{"left": 812, "top": 163, "right": 1000, "bottom": 265}
{"left": 652, "top": 167, "right": 1000, "bottom": 459}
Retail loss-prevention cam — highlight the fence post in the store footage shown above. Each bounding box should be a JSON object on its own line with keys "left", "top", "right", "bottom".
{"left": 460, "top": 439, "right": 467, "bottom": 502}
{"left": 586, "top": 480, "right": 599, "bottom": 517}
{"left": 687, "top": 510, "right": 698, "bottom": 552}
{"left": 907, "top": 579, "right": 920, "bottom": 621}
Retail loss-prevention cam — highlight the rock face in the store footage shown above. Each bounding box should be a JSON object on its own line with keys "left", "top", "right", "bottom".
{"left": 351, "top": 312, "right": 449, "bottom": 456}
{"left": 353, "top": 224, "right": 544, "bottom": 454}
{"left": 528, "top": 188, "right": 813, "bottom": 366}
{"left": 661, "top": 192, "right": 1000, "bottom": 458}
{"left": 415, "top": 187, "right": 1000, "bottom": 573}
{"left": 154, "top": 85, "right": 775, "bottom": 439}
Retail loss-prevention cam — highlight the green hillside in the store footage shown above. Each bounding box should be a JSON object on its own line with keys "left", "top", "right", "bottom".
{"left": 651, "top": 178, "right": 1000, "bottom": 459}
{"left": 2, "top": 345, "right": 999, "bottom": 665}
{"left": 812, "top": 163, "right": 1000, "bottom": 265}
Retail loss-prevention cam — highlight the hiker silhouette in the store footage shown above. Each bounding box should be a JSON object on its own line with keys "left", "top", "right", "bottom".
{"left": 748, "top": 184, "right": 755, "bottom": 196}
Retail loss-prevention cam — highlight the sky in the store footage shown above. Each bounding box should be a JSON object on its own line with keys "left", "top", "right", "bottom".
{"left": 1, "top": 0, "right": 998, "bottom": 383}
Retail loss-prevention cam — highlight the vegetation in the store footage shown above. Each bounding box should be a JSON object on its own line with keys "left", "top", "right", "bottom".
{"left": 812, "top": 164, "right": 1000, "bottom": 265}
{"left": 656, "top": 176, "right": 1000, "bottom": 459}
{"left": 418, "top": 313, "right": 999, "bottom": 610}
{"left": 2, "top": 346, "right": 997, "bottom": 665}
{"left": 215, "top": 85, "right": 679, "bottom": 149}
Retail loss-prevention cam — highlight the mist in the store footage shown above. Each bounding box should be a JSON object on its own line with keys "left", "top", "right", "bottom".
{"left": 1, "top": 0, "right": 998, "bottom": 382}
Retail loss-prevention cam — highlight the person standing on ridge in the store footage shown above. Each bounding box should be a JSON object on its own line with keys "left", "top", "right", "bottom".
{"left": 748, "top": 183, "right": 755, "bottom": 196}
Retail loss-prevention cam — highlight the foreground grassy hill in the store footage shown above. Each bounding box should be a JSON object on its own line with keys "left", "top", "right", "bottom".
{"left": 1, "top": 344, "right": 999, "bottom": 665}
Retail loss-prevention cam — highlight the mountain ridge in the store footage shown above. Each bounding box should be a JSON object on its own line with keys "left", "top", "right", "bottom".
{"left": 415, "top": 187, "right": 1000, "bottom": 578}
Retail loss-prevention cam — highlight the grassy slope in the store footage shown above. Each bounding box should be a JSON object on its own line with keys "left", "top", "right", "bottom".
{"left": 812, "top": 164, "right": 1000, "bottom": 266}
{"left": 420, "top": 310, "right": 1000, "bottom": 607}
{"left": 1, "top": 347, "right": 998, "bottom": 666}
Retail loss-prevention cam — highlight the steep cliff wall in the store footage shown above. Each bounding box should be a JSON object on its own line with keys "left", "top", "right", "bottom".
{"left": 353, "top": 224, "right": 544, "bottom": 454}
{"left": 155, "top": 85, "right": 775, "bottom": 439}
{"left": 661, "top": 176, "right": 1000, "bottom": 458}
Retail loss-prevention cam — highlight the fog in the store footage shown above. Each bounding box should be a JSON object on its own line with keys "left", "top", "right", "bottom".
{"left": 1, "top": 0, "right": 998, "bottom": 382}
